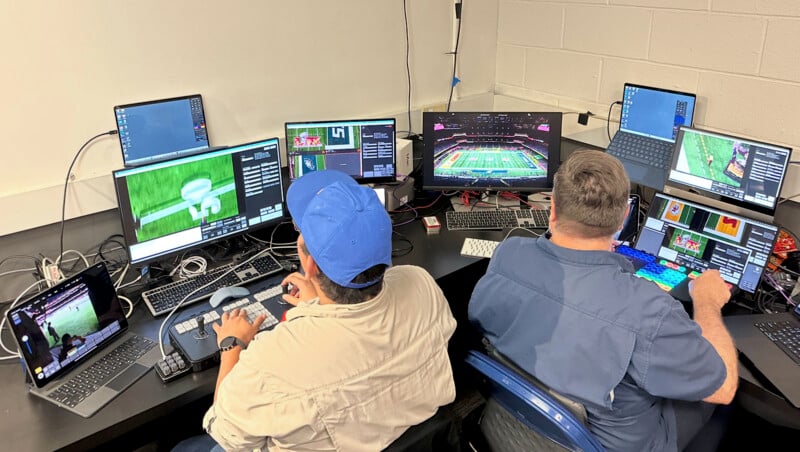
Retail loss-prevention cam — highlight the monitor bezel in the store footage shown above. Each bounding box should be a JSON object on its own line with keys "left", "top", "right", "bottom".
{"left": 113, "top": 137, "right": 286, "bottom": 266}
{"left": 283, "top": 118, "right": 397, "bottom": 184}
{"left": 664, "top": 126, "right": 792, "bottom": 221}
{"left": 421, "top": 111, "right": 562, "bottom": 193}
{"left": 114, "top": 93, "right": 210, "bottom": 168}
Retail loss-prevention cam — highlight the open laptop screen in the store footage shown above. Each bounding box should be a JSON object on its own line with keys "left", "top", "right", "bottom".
{"left": 6, "top": 263, "right": 127, "bottom": 388}
{"left": 666, "top": 126, "right": 792, "bottom": 219}
{"left": 633, "top": 193, "right": 778, "bottom": 295}
{"left": 115, "top": 94, "right": 211, "bottom": 167}
{"left": 620, "top": 84, "right": 696, "bottom": 142}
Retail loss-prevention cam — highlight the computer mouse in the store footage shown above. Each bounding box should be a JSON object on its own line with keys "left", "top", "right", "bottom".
{"left": 209, "top": 286, "right": 251, "bottom": 308}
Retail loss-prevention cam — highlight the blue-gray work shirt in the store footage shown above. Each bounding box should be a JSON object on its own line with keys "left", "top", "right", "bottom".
{"left": 468, "top": 236, "right": 726, "bottom": 452}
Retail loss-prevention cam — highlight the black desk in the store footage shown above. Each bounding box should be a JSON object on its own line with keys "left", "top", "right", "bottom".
{"left": 1, "top": 220, "right": 797, "bottom": 450}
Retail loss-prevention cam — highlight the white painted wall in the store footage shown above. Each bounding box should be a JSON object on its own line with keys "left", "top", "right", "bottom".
{"left": 0, "top": 1, "right": 499, "bottom": 236}
{"left": 494, "top": 0, "right": 800, "bottom": 202}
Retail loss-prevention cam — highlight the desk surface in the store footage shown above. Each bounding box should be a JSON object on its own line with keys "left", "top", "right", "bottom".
{"left": 0, "top": 219, "right": 509, "bottom": 451}
{"left": 1, "top": 215, "right": 797, "bottom": 450}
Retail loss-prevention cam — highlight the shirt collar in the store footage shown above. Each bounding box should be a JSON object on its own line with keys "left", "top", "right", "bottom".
{"left": 536, "top": 235, "right": 635, "bottom": 272}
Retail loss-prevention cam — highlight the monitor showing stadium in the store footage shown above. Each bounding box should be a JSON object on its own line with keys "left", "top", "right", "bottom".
{"left": 284, "top": 118, "right": 396, "bottom": 183}
{"left": 114, "top": 94, "right": 212, "bottom": 167}
{"left": 665, "top": 126, "right": 792, "bottom": 219}
{"left": 113, "top": 138, "right": 285, "bottom": 265}
{"left": 422, "top": 112, "right": 562, "bottom": 192}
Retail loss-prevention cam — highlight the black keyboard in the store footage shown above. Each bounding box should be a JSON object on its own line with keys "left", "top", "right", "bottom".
{"left": 607, "top": 132, "right": 672, "bottom": 169}
{"left": 446, "top": 209, "right": 549, "bottom": 231}
{"left": 142, "top": 254, "right": 283, "bottom": 316}
{"left": 48, "top": 335, "right": 156, "bottom": 408}
{"left": 755, "top": 320, "right": 800, "bottom": 365}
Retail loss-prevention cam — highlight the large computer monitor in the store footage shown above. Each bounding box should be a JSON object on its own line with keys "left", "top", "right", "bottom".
{"left": 665, "top": 126, "right": 792, "bottom": 222}
{"left": 114, "top": 94, "right": 211, "bottom": 167}
{"left": 284, "top": 118, "right": 396, "bottom": 183}
{"left": 113, "top": 138, "right": 285, "bottom": 265}
{"left": 422, "top": 112, "right": 562, "bottom": 192}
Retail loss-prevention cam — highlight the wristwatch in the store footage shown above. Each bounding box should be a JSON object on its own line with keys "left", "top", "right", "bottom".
{"left": 218, "top": 336, "right": 246, "bottom": 352}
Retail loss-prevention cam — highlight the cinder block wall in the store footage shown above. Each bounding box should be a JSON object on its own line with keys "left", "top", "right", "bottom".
{"left": 493, "top": 0, "right": 800, "bottom": 200}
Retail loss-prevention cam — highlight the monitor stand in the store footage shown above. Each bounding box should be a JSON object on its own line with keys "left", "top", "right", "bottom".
{"left": 450, "top": 193, "right": 521, "bottom": 212}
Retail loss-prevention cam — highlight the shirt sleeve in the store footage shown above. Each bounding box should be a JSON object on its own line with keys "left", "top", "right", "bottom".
{"left": 202, "top": 343, "right": 319, "bottom": 451}
{"left": 634, "top": 302, "right": 726, "bottom": 401}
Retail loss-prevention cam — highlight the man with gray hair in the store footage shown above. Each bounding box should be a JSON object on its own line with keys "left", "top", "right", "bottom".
{"left": 468, "top": 150, "right": 737, "bottom": 451}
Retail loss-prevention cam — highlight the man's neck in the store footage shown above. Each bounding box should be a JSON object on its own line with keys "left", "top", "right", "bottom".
{"left": 549, "top": 229, "right": 614, "bottom": 252}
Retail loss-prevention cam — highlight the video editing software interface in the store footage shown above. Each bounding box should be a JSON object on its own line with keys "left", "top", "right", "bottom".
{"left": 6, "top": 264, "right": 126, "bottom": 388}
{"left": 115, "top": 94, "right": 211, "bottom": 167}
{"left": 422, "top": 112, "right": 562, "bottom": 192}
{"left": 667, "top": 127, "right": 792, "bottom": 215}
{"left": 620, "top": 84, "right": 696, "bottom": 142}
{"left": 113, "top": 138, "right": 285, "bottom": 265}
{"left": 631, "top": 193, "right": 778, "bottom": 294}
{"left": 284, "top": 118, "right": 396, "bottom": 183}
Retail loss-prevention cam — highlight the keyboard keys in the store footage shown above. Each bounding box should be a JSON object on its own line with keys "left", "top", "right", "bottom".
{"left": 446, "top": 209, "right": 549, "bottom": 231}
{"left": 142, "top": 254, "right": 283, "bottom": 316}
{"left": 755, "top": 321, "right": 800, "bottom": 365}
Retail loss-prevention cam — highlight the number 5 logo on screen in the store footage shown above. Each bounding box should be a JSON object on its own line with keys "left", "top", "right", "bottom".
{"left": 327, "top": 126, "right": 351, "bottom": 146}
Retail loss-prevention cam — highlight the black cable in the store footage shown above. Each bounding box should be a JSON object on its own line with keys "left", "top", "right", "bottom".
{"left": 58, "top": 130, "right": 118, "bottom": 273}
{"left": 403, "top": 0, "right": 412, "bottom": 136}
{"left": 607, "top": 101, "right": 622, "bottom": 142}
{"left": 446, "top": 1, "right": 463, "bottom": 112}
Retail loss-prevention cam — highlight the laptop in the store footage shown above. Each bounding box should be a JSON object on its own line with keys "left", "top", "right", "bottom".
{"left": 615, "top": 192, "right": 779, "bottom": 303}
{"left": 606, "top": 83, "right": 696, "bottom": 190}
{"left": 6, "top": 263, "right": 160, "bottom": 417}
{"left": 724, "top": 304, "right": 800, "bottom": 408}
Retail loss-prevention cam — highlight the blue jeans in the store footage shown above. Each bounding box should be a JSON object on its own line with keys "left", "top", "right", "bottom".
{"left": 171, "top": 433, "right": 225, "bottom": 452}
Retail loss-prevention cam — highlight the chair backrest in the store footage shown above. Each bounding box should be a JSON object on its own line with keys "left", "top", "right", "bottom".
{"left": 465, "top": 350, "right": 605, "bottom": 452}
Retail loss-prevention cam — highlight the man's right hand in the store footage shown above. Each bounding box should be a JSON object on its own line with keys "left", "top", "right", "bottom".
{"left": 281, "top": 272, "right": 319, "bottom": 306}
{"left": 689, "top": 269, "right": 731, "bottom": 311}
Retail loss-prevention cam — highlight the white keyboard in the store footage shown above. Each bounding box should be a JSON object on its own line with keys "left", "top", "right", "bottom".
{"left": 460, "top": 238, "right": 501, "bottom": 259}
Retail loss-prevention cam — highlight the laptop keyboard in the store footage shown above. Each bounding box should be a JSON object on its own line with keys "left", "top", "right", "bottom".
{"left": 607, "top": 133, "right": 672, "bottom": 168}
{"left": 755, "top": 321, "right": 800, "bottom": 365}
{"left": 48, "top": 335, "right": 157, "bottom": 408}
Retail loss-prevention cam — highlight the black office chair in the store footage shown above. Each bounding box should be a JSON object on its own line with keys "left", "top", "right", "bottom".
{"left": 383, "top": 405, "right": 462, "bottom": 452}
{"left": 464, "top": 349, "right": 605, "bottom": 452}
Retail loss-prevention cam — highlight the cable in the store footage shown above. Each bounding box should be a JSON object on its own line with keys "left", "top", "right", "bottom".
{"left": 118, "top": 295, "right": 134, "bottom": 318}
{"left": 446, "top": 0, "right": 464, "bottom": 112}
{"left": 58, "top": 130, "right": 118, "bottom": 274}
{"left": 403, "top": 0, "right": 413, "bottom": 135}
{"left": 607, "top": 101, "right": 622, "bottom": 142}
{"left": 170, "top": 255, "right": 208, "bottom": 279}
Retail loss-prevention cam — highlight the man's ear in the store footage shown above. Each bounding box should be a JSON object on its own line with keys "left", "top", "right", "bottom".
{"left": 304, "top": 255, "right": 319, "bottom": 279}
{"left": 549, "top": 197, "right": 556, "bottom": 224}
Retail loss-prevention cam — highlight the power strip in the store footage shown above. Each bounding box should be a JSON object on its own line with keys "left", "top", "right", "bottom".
{"left": 460, "top": 238, "right": 500, "bottom": 259}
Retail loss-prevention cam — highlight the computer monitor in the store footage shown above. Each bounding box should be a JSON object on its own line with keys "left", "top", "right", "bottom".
{"left": 665, "top": 126, "right": 792, "bottom": 222}
{"left": 114, "top": 94, "right": 211, "bottom": 167}
{"left": 113, "top": 138, "right": 285, "bottom": 265}
{"left": 619, "top": 83, "right": 696, "bottom": 142}
{"left": 635, "top": 192, "right": 779, "bottom": 296}
{"left": 422, "top": 112, "right": 562, "bottom": 192}
{"left": 284, "top": 118, "right": 396, "bottom": 183}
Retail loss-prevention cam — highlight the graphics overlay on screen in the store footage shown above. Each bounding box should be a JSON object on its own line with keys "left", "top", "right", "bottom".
{"left": 666, "top": 127, "right": 792, "bottom": 217}
{"left": 284, "top": 118, "right": 396, "bottom": 183}
{"left": 422, "top": 112, "right": 562, "bottom": 192}
{"left": 113, "top": 138, "right": 285, "bottom": 265}
{"left": 114, "top": 94, "right": 211, "bottom": 167}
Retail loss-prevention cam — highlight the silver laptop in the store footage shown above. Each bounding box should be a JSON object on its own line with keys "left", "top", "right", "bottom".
{"left": 606, "top": 83, "right": 696, "bottom": 190}
{"left": 6, "top": 263, "right": 160, "bottom": 417}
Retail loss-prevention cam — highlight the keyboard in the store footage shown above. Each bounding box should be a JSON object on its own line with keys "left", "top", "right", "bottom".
{"left": 755, "top": 320, "right": 800, "bottom": 365}
{"left": 607, "top": 132, "right": 672, "bottom": 169}
{"left": 171, "top": 284, "right": 284, "bottom": 338}
{"left": 48, "top": 335, "right": 157, "bottom": 408}
{"left": 142, "top": 254, "right": 284, "bottom": 317}
{"left": 461, "top": 238, "right": 500, "bottom": 259}
{"left": 446, "top": 209, "right": 549, "bottom": 231}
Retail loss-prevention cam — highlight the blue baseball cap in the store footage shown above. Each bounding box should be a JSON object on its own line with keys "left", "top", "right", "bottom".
{"left": 287, "top": 170, "right": 392, "bottom": 288}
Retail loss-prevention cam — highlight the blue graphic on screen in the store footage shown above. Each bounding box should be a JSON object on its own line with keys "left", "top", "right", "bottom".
{"left": 619, "top": 86, "right": 696, "bottom": 142}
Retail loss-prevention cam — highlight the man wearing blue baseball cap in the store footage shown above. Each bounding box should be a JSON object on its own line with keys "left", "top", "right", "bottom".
{"left": 200, "top": 170, "right": 458, "bottom": 451}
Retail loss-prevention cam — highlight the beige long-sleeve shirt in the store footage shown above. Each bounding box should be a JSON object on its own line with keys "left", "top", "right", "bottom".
{"left": 203, "top": 265, "right": 457, "bottom": 451}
